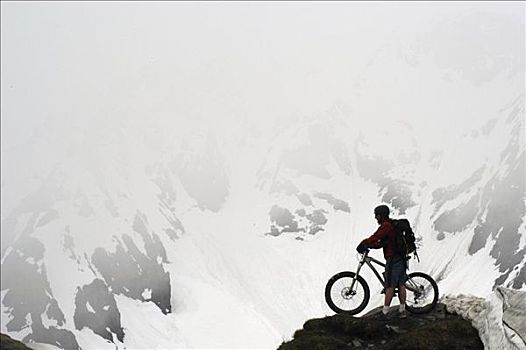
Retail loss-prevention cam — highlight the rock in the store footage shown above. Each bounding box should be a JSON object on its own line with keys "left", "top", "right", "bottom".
{"left": 385, "top": 324, "right": 404, "bottom": 334}
{"left": 0, "top": 333, "right": 32, "bottom": 350}
{"left": 351, "top": 339, "right": 362, "bottom": 347}
{"left": 278, "top": 303, "right": 484, "bottom": 350}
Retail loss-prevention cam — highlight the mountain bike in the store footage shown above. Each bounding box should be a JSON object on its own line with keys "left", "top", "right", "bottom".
{"left": 325, "top": 249, "right": 439, "bottom": 315}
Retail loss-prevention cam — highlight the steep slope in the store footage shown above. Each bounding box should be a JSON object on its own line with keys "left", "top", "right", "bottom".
{"left": 1, "top": 93, "right": 524, "bottom": 349}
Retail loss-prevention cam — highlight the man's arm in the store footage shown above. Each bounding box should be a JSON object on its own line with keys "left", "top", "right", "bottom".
{"left": 357, "top": 222, "right": 392, "bottom": 250}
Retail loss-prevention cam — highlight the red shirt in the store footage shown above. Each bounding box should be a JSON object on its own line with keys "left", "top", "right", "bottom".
{"left": 360, "top": 220, "right": 399, "bottom": 258}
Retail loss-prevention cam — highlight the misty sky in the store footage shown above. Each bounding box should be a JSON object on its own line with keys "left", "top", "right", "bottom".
{"left": 1, "top": 1, "right": 524, "bottom": 215}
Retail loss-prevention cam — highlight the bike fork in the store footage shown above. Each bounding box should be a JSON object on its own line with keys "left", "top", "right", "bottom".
{"left": 349, "top": 260, "right": 365, "bottom": 291}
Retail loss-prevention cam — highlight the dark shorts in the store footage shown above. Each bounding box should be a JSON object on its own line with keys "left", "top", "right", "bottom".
{"left": 385, "top": 256, "right": 408, "bottom": 288}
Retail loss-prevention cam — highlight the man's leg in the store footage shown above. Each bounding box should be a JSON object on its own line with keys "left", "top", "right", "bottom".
{"left": 398, "top": 260, "right": 408, "bottom": 316}
{"left": 383, "top": 258, "right": 394, "bottom": 315}
{"left": 398, "top": 284, "right": 406, "bottom": 315}
{"left": 398, "top": 284, "right": 406, "bottom": 304}
{"left": 383, "top": 287, "right": 395, "bottom": 315}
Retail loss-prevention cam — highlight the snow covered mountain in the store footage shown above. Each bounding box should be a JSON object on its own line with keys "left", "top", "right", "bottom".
{"left": 1, "top": 3, "right": 524, "bottom": 350}
{"left": 1, "top": 92, "right": 524, "bottom": 349}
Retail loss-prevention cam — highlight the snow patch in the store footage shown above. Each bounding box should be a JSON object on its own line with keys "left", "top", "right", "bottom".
{"left": 443, "top": 287, "right": 526, "bottom": 350}
{"left": 86, "top": 301, "right": 95, "bottom": 313}
{"left": 26, "top": 343, "right": 63, "bottom": 350}
{"left": 141, "top": 288, "right": 152, "bottom": 301}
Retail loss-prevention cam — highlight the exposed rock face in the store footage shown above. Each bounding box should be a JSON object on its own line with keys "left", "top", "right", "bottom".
{"left": 0, "top": 172, "right": 175, "bottom": 349}
{"left": 1, "top": 333, "right": 33, "bottom": 350}
{"left": 91, "top": 234, "right": 172, "bottom": 315}
{"left": 279, "top": 303, "right": 483, "bottom": 350}
{"left": 1, "top": 236, "right": 80, "bottom": 350}
{"left": 431, "top": 99, "right": 526, "bottom": 289}
{"left": 267, "top": 199, "right": 346, "bottom": 239}
{"left": 73, "top": 279, "right": 125, "bottom": 343}
{"left": 313, "top": 193, "right": 351, "bottom": 213}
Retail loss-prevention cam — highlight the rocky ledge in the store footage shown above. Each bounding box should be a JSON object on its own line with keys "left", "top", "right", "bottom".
{"left": 278, "top": 303, "right": 483, "bottom": 350}
{"left": 0, "top": 333, "right": 32, "bottom": 350}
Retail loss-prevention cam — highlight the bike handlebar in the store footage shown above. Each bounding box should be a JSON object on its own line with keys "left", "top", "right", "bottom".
{"left": 358, "top": 248, "right": 370, "bottom": 255}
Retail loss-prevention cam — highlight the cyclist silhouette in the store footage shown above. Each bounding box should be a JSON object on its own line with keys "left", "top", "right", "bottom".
{"left": 356, "top": 205, "right": 408, "bottom": 318}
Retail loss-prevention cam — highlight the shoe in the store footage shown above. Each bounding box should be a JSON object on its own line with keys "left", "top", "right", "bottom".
{"left": 399, "top": 310, "right": 407, "bottom": 319}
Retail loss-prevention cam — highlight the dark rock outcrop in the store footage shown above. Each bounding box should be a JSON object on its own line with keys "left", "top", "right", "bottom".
{"left": 279, "top": 303, "right": 483, "bottom": 350}
{"left": 1, "top": 237, "right": 80, "bottom": 350}
{"left": 0, "top": 333, "right": 32, "bottom": 350}
{"left": 74, "top": 279, "right": 125, "bottom": 343}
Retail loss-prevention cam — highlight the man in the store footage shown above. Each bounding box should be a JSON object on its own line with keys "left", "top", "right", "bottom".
{"left": 356, "top": 205, "right": 407, "bottom": 318}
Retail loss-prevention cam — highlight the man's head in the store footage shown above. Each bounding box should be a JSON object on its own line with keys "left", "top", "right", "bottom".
{"left": 374, "top": 205, "right": 390, "bottom": 224}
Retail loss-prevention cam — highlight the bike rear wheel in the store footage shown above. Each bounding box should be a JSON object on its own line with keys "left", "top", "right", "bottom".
{"left": 325, "top": 271, "right": 370, "bottom": 314}
{"left": 405, "top": 272, "right": 439, "bottom": 314}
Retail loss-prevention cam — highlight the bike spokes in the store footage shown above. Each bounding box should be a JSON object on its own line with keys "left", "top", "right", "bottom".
{"left": 325, "top": 271, "right": 370, "bottom": 314}
{"left": 331, "top": 278, "right": 362, "bottom": 308}
{"left": 405, "top": 272, "right": 439, "bottom": 314}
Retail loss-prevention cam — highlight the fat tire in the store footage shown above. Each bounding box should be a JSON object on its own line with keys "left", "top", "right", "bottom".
{"left": 325, "top": 271, "right": 370, "bottom": 314}
{"left": 405, "top": 272, "right": 439, "bottom": 314}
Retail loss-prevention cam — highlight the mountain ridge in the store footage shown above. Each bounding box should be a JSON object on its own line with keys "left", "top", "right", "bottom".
{"left": 1, "top": 95, "right": 524, "bottom": 349}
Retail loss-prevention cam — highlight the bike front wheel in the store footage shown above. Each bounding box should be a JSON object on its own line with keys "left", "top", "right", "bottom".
{"left": 405, "top": 272, "right": 439, "bottom": 314}
{"left": 325, "top": 271, "right": 370, "bottom": 314}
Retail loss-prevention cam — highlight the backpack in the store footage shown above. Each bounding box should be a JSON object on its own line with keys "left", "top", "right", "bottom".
{"left": 391, "top": 218, "right": 418, "bottom": 260}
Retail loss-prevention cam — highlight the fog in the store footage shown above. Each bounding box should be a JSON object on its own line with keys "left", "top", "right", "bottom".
{"left": 1, "top": 3, "right": 525, "bottom": 348}
{"left": 1, "top": 2, "right": 524, "bottom": 214}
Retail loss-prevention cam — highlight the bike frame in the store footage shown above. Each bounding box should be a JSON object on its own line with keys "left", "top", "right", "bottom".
{"left": 350, "top": 249, "right": 419, "bottom": 293}
{"left": 350, "top": 249, "right": 421, "bottom": 294}
{"left": 350, "top": 250, "right": 386, "bottom": 292}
